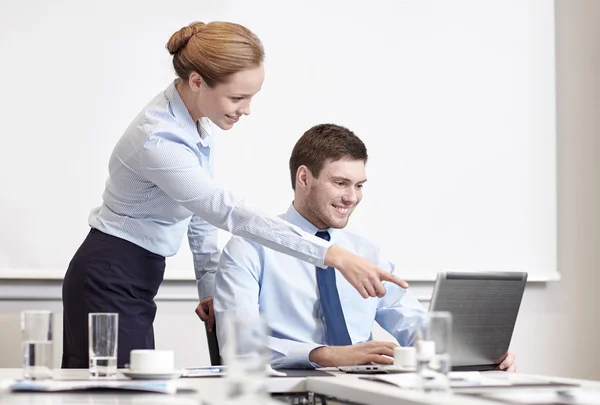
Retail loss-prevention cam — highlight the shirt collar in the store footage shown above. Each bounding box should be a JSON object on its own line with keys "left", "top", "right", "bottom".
{"left": 164, "top": 80, "right": 212, "bottom": 148}
{"left": 196, "top": 117, "right": 212, "bottom": 148}
{"left": 284, "top": 203, "right": 335, "bottom": 238}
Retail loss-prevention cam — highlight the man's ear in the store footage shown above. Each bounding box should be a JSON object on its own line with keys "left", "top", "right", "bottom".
{"left": 188, "top": 72, "right": 205, "bottom": 92}
{"left": 296, "top": 165, "right": 311, "bottom": 189}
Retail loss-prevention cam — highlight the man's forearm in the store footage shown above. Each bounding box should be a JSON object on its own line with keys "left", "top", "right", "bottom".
{"left": 269, "top": 337, "right": 324, "bottom": 369}
{"left": 308, "top": 346, "right": 336, "bottom": 367}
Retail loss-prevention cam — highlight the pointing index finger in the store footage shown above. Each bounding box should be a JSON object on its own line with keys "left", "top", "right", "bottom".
{"left": 380, "top": 271, "right": 410, "bottom": 289}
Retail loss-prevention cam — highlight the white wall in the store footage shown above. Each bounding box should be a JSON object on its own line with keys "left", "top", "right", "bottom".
{"left": 511, "top": 0, "right": 600, "bottom": 378}
{"left": 1, "top": 0, "right": 599, "bottom": 379}
{"left": 551, "top": 0, "right": 600, "bottom": 378}
{"left": 0, "top": 0, "right": 558, "bottom": 282}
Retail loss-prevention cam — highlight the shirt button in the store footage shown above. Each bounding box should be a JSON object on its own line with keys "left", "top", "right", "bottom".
{"left": 322, "top": 316, "right": 326, "bottom": 322}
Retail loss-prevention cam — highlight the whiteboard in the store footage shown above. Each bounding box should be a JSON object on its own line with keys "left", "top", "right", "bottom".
{"left": 0, "top": 0, "right": 557, "bottom": 281}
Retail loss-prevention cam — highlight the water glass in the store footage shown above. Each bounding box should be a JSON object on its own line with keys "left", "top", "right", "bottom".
{"left": 21, "top": 310, "right": 54, "bottom": 380}
{"left": 428, "top": 311, "right": 452, "bottom": 374}
{"left": 221, "top": 311, "right": 270, "bottom": 404}
{"left": 88, "top": 313, "right": 118, "bottom": 378}
{"left": 416, "top": 311, "right": 452, "bottom": 392}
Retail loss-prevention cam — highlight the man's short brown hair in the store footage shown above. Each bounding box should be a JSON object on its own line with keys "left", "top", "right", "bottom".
{"left": 289, "top": 124, "right": 368, "bottom": 190}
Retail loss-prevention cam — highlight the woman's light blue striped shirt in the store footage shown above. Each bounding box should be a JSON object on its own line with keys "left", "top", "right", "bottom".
{"left": 89, "top": 81, "right": 330, "bottom": 298}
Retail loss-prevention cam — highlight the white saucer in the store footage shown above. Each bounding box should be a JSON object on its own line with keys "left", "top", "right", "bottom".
{"left": 121, "top": 369, "right": 182, "bottom": 380}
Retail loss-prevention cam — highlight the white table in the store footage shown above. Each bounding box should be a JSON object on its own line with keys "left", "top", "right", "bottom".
{"left": 0, "top": 369, "right": 304, "bottom": 405}
{"left": 309, "top": 370, "right": 600, "bottom": 405}
{"left": 1, "top": 368, "right": 599, "bottom": 405}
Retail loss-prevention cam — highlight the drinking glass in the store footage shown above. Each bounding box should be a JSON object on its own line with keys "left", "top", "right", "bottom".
{"left": 88, "top": 312, "right": 118, "bottom": 378}
{"left": 21, "top": 310, "right": 54, "bottom": 380}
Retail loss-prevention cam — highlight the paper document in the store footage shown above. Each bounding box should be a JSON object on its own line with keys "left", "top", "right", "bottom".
{"left": 468, "top": 388, "right": 600, "bottom": 404}
{"left": 360, "top": 371, "right": 512, "bottom": 389}
{"left": 181, "top": 366, "right": 226, "bottom": 377}
{"left": 181, "top": 365, "right": 286, "bottom": 378}
{"left": 9, "top": 380, "right": 178, "bottom": 394}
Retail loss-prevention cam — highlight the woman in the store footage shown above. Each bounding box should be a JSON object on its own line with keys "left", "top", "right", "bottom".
{"left": 61, "top": 21, "right": 408, "bottom": 368}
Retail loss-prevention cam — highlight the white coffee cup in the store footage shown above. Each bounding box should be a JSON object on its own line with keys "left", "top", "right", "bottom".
{"left": 394, "top": 346, "right": 416, "bottom": 368}
{"left": 129, "top": 350, "right": 175, "bottom": 373}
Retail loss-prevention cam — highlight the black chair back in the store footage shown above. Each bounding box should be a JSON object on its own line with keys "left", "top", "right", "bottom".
{"left": 205, "top": 322, "right": 222, "bottom": 366}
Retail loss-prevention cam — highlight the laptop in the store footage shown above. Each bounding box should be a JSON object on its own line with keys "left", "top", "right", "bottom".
{"left": 339, "top": 271, "right": 527, "bottom": 374}
{"left": 429, "top": 271, "right": 527, "bottom": 371}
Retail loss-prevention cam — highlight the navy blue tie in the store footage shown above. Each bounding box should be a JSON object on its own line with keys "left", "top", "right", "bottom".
{"left": 315, "top": 230, "right": 352, "bottom": 346}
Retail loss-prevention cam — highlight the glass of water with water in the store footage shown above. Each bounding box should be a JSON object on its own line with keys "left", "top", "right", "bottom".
{"left": 221, "top": 311, "right": 270, "bottom": 404}
{"left": 21, "top": 310, "right": 54, "bottom": 380}
{"left": 88, "top": 312, "right": 118, "bottom": 378}
{"left": 416, "top": 311, "right": 453, "bottom": 392}
{"left": 428, "top": 311, "right": 452, "bottom": 374}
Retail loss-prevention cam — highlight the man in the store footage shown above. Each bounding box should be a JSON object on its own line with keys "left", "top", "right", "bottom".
{"left": 214, "top": 123, "right": 516, "bottom": 371}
